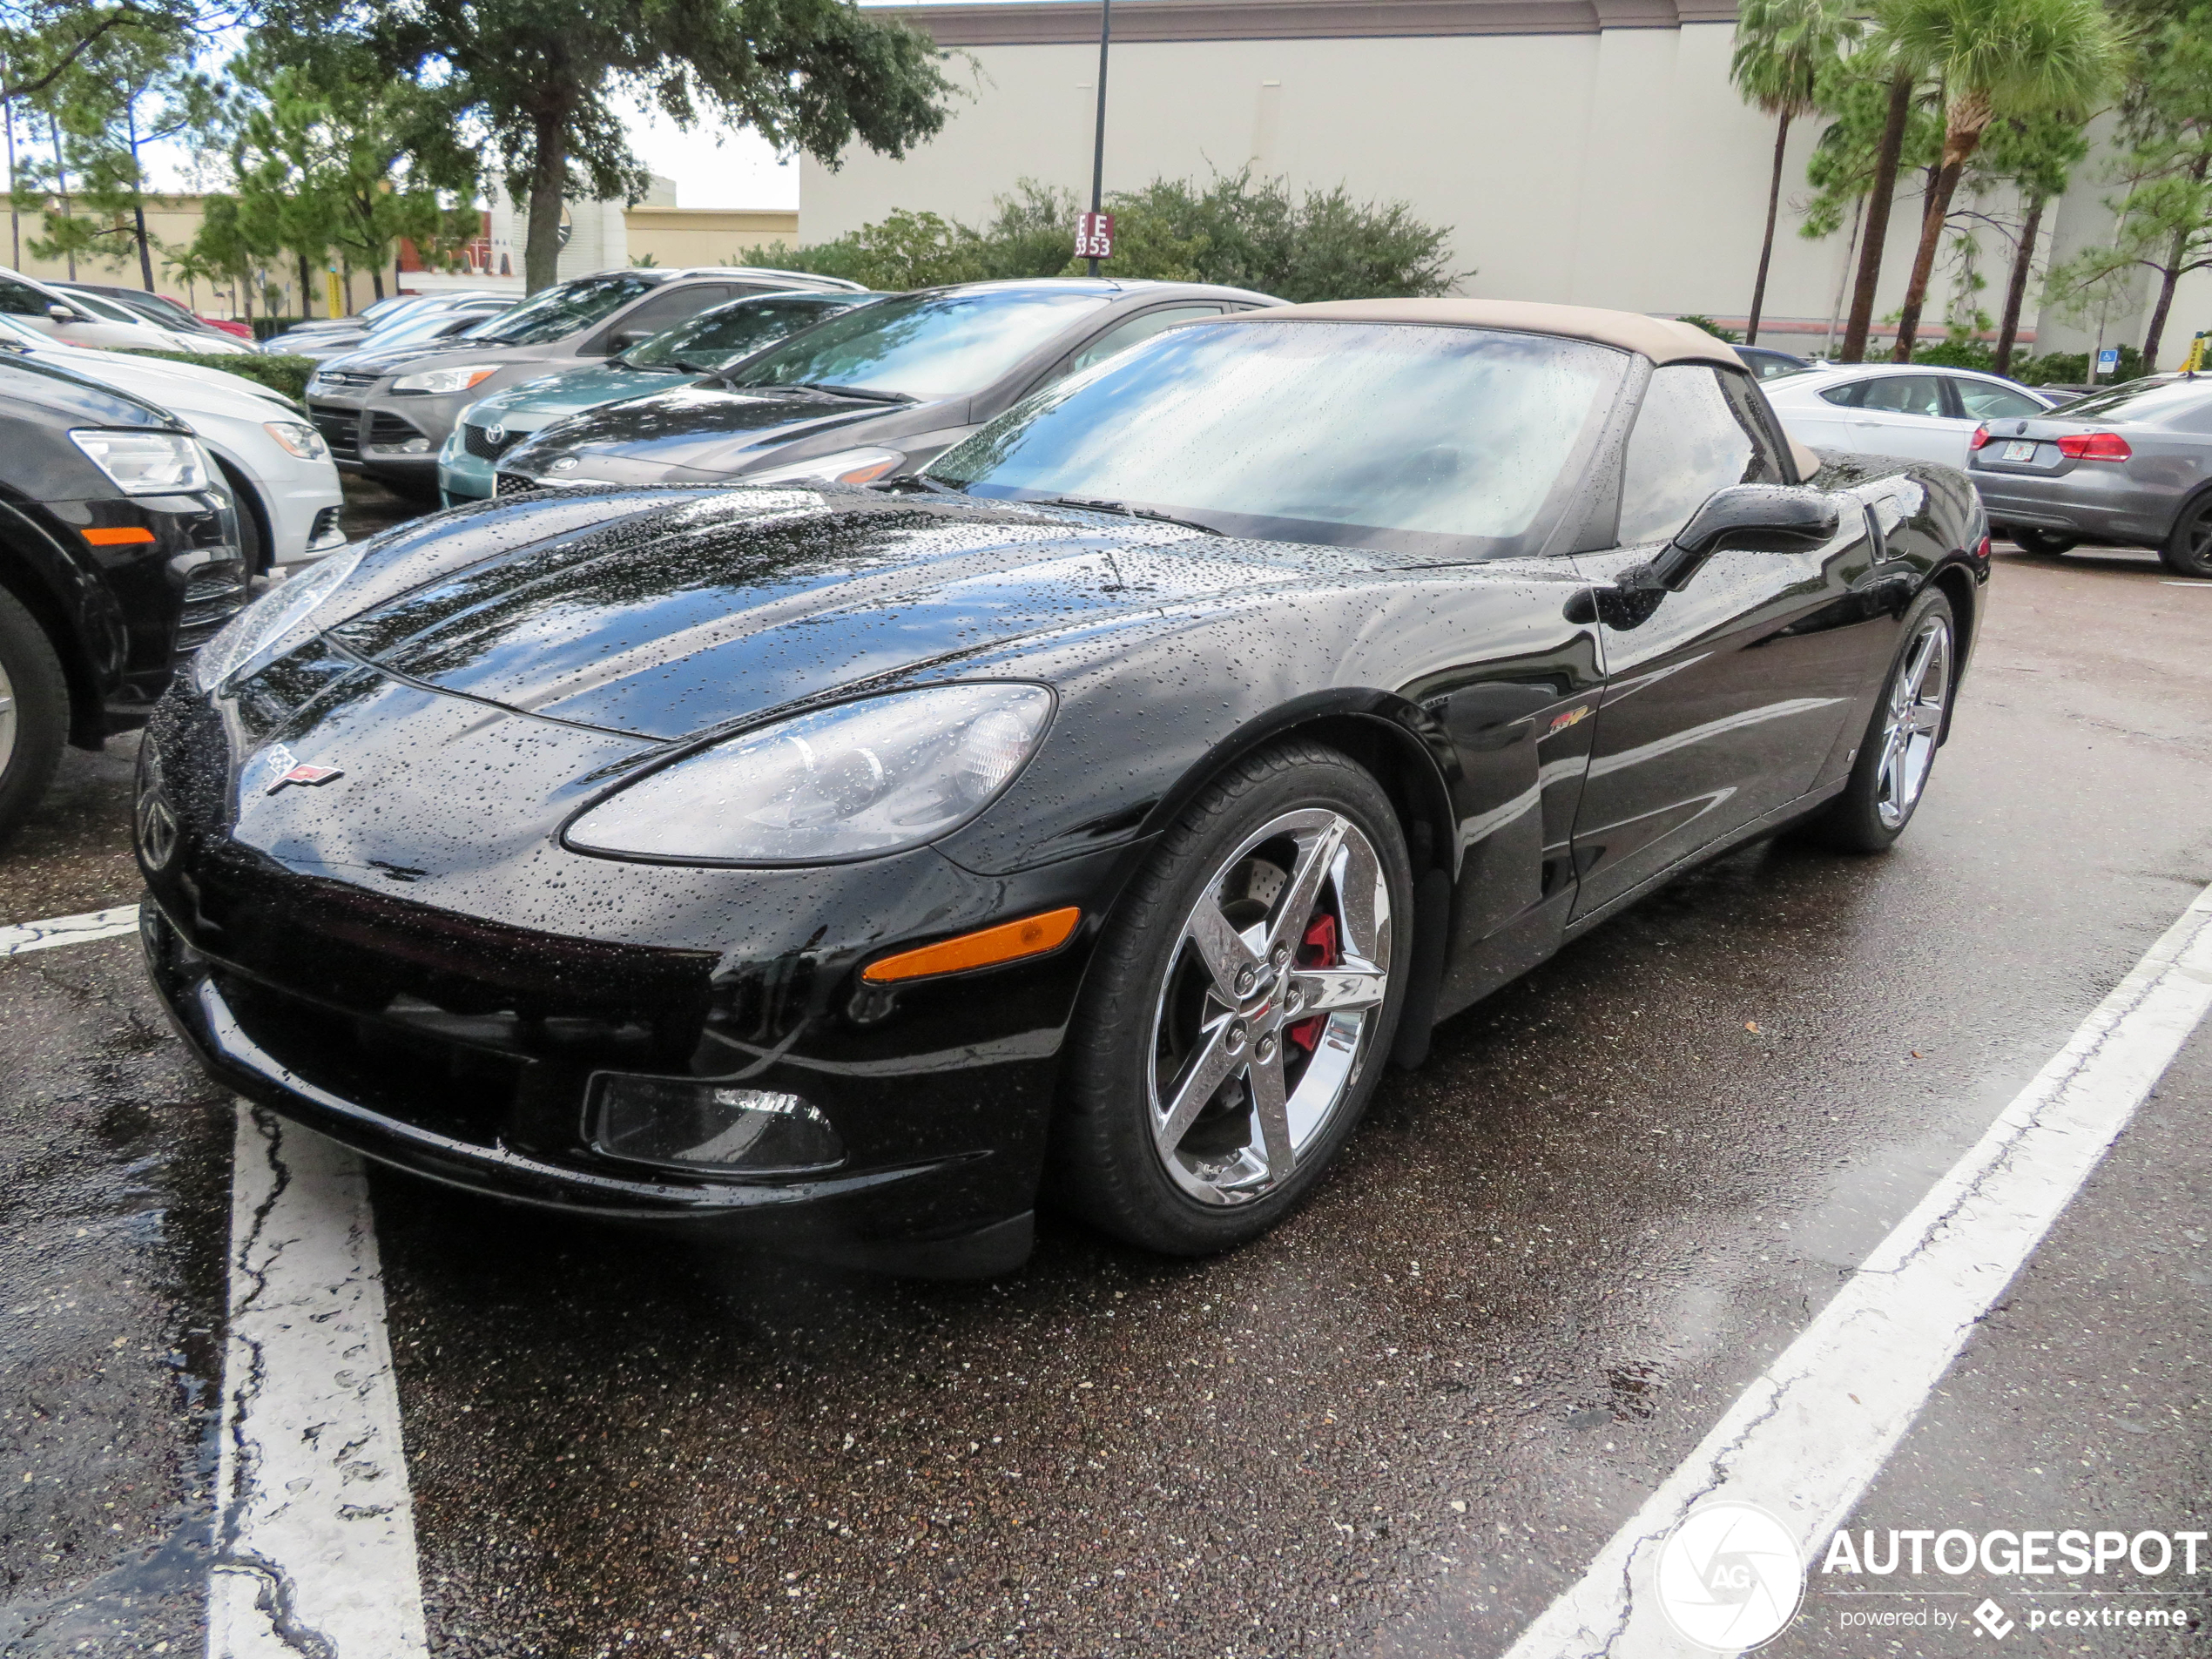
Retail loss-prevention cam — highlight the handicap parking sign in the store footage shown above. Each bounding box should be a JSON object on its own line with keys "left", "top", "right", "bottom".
{"left": 2097, "top": 347, "right": 2120, "bottom": 370}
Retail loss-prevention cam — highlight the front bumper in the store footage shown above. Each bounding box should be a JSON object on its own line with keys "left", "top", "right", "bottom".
{"left": 307, "top": 385, "right": 477, "bottom": 475}
{"left": 1969, "top": 462, "right": 2175, "bottom": 547}
{"left": 143, "top": 903, "right": 1037, "bottom": 1272}
{"left": 135, "top": 678, "right": 1129, "bottom": 1273}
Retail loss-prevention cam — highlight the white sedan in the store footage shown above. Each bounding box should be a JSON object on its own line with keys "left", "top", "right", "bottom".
{"left": 0, "top": 314, "right": 347, "bottom": 569}
{"left": 0, "top": 266, "right": 257, "bottom": 356}
{"left": 1764, "top": 361, "right": 2062, "bottom": 469}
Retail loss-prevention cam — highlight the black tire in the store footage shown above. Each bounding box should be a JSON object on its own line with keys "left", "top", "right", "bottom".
{"left": 214, "top": 457, "right": 269, "bottom": 575}
{"left": 1804, "top": 587, "right": 1957, "bottom": 854}
{"left": 2012, "top": 528, "right": 2077, "bottom": 557}
{"left": 1052, "top": 740, "right": 1414, "bottom": 1256}
{"left": 2161, "top": 494, "right": 2212, "bottom": 578}
{"left": 0, "top": 584, "right": 70, "bottom": 847}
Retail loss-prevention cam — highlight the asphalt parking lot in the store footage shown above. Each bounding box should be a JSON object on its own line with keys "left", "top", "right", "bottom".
{"left": 3, "top": 534, "right": 2209, "bottom": 1657}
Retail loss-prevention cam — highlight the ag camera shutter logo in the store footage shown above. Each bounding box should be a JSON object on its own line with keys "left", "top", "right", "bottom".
{"left": 1654, "top": 1501, "right": 1807, "bottom": 1650}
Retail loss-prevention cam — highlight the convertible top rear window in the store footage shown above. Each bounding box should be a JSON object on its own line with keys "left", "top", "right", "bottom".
{"left": 928, "top": 320, "right": 1626, "bottom": 559}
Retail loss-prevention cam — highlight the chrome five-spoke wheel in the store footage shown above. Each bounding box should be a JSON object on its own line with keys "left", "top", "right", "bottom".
{"left": 1148, "top": 806, "right": 1392, "bottom": 1205}
{"left": 1875, "top": 612, "right": 1951, "bottom": 831}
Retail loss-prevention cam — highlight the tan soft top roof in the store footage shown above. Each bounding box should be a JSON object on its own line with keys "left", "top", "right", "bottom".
{"left": 1240, "top": 297, "right": 1743, "bottom": 368}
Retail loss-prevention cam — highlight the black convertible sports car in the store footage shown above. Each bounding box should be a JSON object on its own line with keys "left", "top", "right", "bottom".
{"left": 138, "top": 300, "right": 1987, "bottom": 1275}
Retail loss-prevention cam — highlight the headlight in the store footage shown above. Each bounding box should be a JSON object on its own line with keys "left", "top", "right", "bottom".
{"left": 391, "top": 363, "right": 500, "bottom": 395}
{"left": 743, "top": 446, "right": 905, "bottom": 487}
{"left": 263, "top": 420, "right": 329, "bottom": 461}
{"left": 565, "top": 684, "right": 1053, "bottom": 864}
{"left": 70, "top": 429, "right": 211, "bottom": 495}
{"left": 191, "top": 543, "right": 368, "bottom": 691}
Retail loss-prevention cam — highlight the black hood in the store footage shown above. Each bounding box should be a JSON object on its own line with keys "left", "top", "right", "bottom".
{"left": 503, "top": 384, "right": 935, "bottom": 481}
{"left": 317, "top": 487, "right": 1423, "bottom": 741}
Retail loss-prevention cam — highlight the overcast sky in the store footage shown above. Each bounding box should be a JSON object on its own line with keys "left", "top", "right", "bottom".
{"left": 132, "top": 96, "right": 802, "bottom": 210}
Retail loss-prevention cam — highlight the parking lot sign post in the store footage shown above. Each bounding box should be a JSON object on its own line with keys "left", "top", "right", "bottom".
{"left": 2096, "top": 346, "right": 2120, "bottom": 382}
{"left": 1085, "top": 0, "right": 1111, "bottom": 275}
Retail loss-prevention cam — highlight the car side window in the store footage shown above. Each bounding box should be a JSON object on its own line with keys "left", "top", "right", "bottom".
{"left": 603, "top": 285, "right": 732, "bottom": 347}
{"left": 0, "top": 276, "right": 51, "bottom": 316}
{"left": 1615, "top": 364, "right": 1779, "bottom": 546}
{"left": 1818, "top": 380, "right": 1868, "bottom": 408}
{"left": 1951, "top": 379, "right": 2044, "bottom": 421}
{"left": 1069, "top": 306, "right": 1223, "bottom": 374}
{"left": 1858, "top": 374, "right": 1947, "bottom": 417}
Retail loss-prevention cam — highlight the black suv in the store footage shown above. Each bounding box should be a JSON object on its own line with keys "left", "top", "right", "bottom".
{"left": 0, "top": 356, "right": 246, "bottom": 840}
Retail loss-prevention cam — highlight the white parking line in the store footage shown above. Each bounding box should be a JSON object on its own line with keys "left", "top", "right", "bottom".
{"left": 208, "top": 1104, "right": 427, "bottom": 1658}
{"left": 0, "top": 903, "right": 140, "bottom": 956}
{"left": 1502, "top": 878, "right": 2212, "bottom": 1659}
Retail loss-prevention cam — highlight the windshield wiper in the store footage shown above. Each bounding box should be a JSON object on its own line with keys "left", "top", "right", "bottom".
{"left": 734, "top": 379, "right": 916, "bottom": 404}
{"left": 1030, "top": 496, "right": 1224, "bottom": 536}
{"left": 869, "top": 473, "right": 961, "bottom": 496}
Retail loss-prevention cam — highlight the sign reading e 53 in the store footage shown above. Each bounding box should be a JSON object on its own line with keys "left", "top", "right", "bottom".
{"left": 1075, "top": 212, "right": 1116, "bottom": 260}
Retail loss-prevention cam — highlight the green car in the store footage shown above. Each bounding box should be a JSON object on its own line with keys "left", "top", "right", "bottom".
{"left": 438, "top": 289, "right": 875, "bottom": 502}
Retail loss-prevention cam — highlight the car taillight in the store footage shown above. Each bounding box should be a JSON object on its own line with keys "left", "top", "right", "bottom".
{"left": 2055, "top": 430, "right": 2132, "bottom": 462}
{"left": 1977, "top": 535, "right": 1991, "bottom": 561}
{"left": 1968, "top": 423, "right": 1991, "bottom": 451}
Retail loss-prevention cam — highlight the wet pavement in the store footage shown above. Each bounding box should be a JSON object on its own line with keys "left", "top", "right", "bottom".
{"left": 2, "top": 540, "right": 2208, "bottom": 1657}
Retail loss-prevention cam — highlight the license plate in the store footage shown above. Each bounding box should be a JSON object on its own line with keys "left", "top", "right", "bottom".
{"left": 2003, "top": 440, "right": 2038, "bottom": 462}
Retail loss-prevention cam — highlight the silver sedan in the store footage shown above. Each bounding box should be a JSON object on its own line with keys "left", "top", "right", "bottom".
{"left": 1966, "top": 374, "right": 2212, "bottom": 576}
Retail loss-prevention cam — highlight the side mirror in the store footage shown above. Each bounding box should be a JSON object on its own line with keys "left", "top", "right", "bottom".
{"left": 46, "top": 302, "right": 78, "bottom": 323}
{"left": 609, "top": 327, "right": 652, "bottom": 352}
{"left": 1637, "top": 485, "right": 1839, "bottom": 590}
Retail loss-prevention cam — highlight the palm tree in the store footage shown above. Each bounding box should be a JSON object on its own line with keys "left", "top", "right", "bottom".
{"left": 1731, "top": 0, "right": 1859, "bottom": 344}
{"left": 1885, "top": 0, "right": 2121, "bottom": 361}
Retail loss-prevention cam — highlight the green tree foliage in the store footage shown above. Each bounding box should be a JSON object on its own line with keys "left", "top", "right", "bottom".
{"left": 1974, "top": 111, "right": 2090, "bottom": 371}
{"left": 2047, "top": 0, "right": 2212, "bottom": 368}
{"left": 752, "top": 172, "right": 1461, "bottom": 301}
{"left": 214, "top": 49, "right": 479, "bottom": 309}
{"left": 1883, "top": 0, "right": 2121, "bottom": 361}
{"left": 8, "top": 16, "right": 218, "bottom": 286}
{"left": 1730, "top": 0, "right": 1858, "bottom": 343}
{"left": 259, "top": 0, "right": 958, "bottom": 293}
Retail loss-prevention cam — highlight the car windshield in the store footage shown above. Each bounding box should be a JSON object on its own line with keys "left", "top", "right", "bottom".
{"left": 728, "top": 287, "right": 1111, "bottom": 399}
{"left": 2053, "top": 377, "right": 2212, "bottom": 424}
{"left": 463, "top": 274, "right": 658, "bottom": 347}
{"left": 624, "top": 293, "right": 863, "bottom": 371}
{"left": 63, "top": 291, "right": 148, "bottom": 326}
{"left": 374, "top": 306, "right": 509, "bottom": 347}
{"left": 103, "top": 292, "right": 203, "bottom": 330}
{"left": 928, "top": 320, "right": 1627, "bottom": 558}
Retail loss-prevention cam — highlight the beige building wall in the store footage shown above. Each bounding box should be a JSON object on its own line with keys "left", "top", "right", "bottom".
{"left": 804, "top": 0, "right": 2199, "bottom": 359}
{"left": 624, "top": 207, "right": 801, "bottom": 268}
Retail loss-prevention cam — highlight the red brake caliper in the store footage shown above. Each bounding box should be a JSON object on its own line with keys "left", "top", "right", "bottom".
{"left": 1286, "top": 913, "right": 1339, "bottom": 1055}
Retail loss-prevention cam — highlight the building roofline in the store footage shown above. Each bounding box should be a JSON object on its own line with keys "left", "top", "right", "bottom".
{"left": 867, "top": 0, "right": 1739, "bottom": 46}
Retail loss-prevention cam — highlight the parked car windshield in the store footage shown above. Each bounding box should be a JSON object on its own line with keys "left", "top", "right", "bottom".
{"left": 372, "top": 305, "right": 511, "bottom": 348}
{"left": 927, "top": 320, "right": 1626, "bottom": 558}
{"left": 727, "top": 287, "right": 1110, "bottom": 400}
{"left": 60, "top": 291, "right": 152, "bottom": 327}
{"left": 464, "top": 274, "right": 659, "bottom": 347}
{"left": 88, "top": 290, "right": 205, "bottom": 332}
{"left": 624, "top": 293, "right": 866, "bottom": 372}
{"left": 2054, "top": 377, "right": 2212, "bottom": 425}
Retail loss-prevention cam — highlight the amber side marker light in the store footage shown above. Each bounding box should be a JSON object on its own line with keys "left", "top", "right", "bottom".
{"left": 863, "top": 907, "right": 1082, "bottom": 984}
{"left": 83, "top": 526, "right": 157, "bottom": 546}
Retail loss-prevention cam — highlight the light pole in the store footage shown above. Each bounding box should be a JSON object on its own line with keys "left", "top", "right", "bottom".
{"left": 1085, "top": 0, "right": 1110, "bottom": 278}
